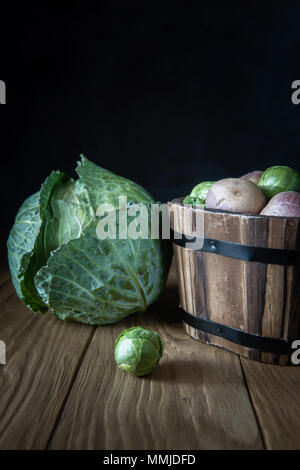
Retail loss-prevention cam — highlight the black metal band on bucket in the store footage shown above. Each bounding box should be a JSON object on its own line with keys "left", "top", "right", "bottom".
{"left": 171, "top": 229, "right": 300, "bottom": 265}
{"left": 181, "top": 309, "right": 291, "bottom": 354}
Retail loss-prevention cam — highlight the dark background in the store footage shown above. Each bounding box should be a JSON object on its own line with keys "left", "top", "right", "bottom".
{"left": 1, "top": 1, "right": 300, "bottom": 230}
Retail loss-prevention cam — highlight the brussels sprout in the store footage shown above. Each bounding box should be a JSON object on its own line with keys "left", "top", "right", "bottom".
{"left": 183, "top": 181, "right": 215, "bottom": 206}
{"left": 114, "top": 327, "right": 164, "bottom": 376}
{"left": 258, "top": 166, "right": 300, "bottom": 201}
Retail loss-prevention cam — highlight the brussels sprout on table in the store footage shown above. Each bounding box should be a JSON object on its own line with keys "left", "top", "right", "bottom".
{"left": 114, "top": 327, "right": 164, "bottom": 376}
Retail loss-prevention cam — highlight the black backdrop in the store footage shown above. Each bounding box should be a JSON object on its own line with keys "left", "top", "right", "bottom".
{"left": 1, "top": 2, "right": 300, "bottom": 230}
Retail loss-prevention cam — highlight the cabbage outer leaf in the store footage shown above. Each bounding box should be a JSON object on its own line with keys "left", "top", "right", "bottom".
{"left": 7, "top": 171, "right": 67, "bottom": 312}
{"left": 35, "top": 212, "right": 169, "bottom": 325}
{"left": 74, "top": 154, "right": 153, "bottom": 212}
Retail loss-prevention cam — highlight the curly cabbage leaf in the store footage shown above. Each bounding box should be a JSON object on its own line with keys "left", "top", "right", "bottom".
{"left": 74, "top": 154, "right": 154, "bottom": 212}
{"left": 7, "top": 171, "right": 68, "bottom": 312}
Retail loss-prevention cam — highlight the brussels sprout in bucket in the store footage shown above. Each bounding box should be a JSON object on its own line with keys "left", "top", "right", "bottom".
{"left": 258, "top": 166, "right": 300, "bottom": 200}
{"left": 114, "top": 327, "right": 164, "bottom": 376}
{"left": 183, "top": 181, "right": 215, "bottom": 206}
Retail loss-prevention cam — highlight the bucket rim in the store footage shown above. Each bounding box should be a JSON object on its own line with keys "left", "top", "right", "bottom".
{"left": 168, "top": 197, "right": 300, "bottom": 221}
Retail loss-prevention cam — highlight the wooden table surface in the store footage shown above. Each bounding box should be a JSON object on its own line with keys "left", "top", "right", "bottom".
{"left": 0, "top": 257, "right": 300, "bottom": 450}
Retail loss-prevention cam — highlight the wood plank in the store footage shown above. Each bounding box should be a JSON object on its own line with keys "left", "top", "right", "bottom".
{"left": 49, "top": 260, "right": 263, "bottom": 450}
{"left": 241, "top": 357, "right": 300, "bottom": 450}
{"left": 0, "top": 269, "right": 94, "bottom": 450}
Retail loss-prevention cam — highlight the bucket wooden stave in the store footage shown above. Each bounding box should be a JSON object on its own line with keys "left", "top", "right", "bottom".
{"left": 168, "top": 198, "right": 300, "bottom": 365}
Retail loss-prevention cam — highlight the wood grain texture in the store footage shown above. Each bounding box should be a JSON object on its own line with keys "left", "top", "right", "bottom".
{"left": 0, "top": 269, "right": 94, "bottom": 450}
{"left": 169, "top": 199, "right": 300, "bottom": 364}
{"left": 241, "top": 357, "right": 300, "bottom": 449}
{"left": 48, "top": 260, "right": 263, "bottom": 450}
{"left": 1, "top": 252, "right": 300, "bottom": 450}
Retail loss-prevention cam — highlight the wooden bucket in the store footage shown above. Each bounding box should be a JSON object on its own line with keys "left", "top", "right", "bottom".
{"left": 168, "top": 198, "right": 300, "bottom": 365}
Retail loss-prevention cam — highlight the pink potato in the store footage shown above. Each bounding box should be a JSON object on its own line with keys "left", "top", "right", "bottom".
{"left": 240, "top": 170, "right": 264, "bottom": 185}
{"left": 206, "top": 178, "right": 266, "bottom": 215}
{"left": 260, "top": 191, "right": 300, "bottom": 217}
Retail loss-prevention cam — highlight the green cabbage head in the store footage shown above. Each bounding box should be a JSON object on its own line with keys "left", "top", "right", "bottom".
{"left": 7, "top": 156, "right": 171, "bottom": 325}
